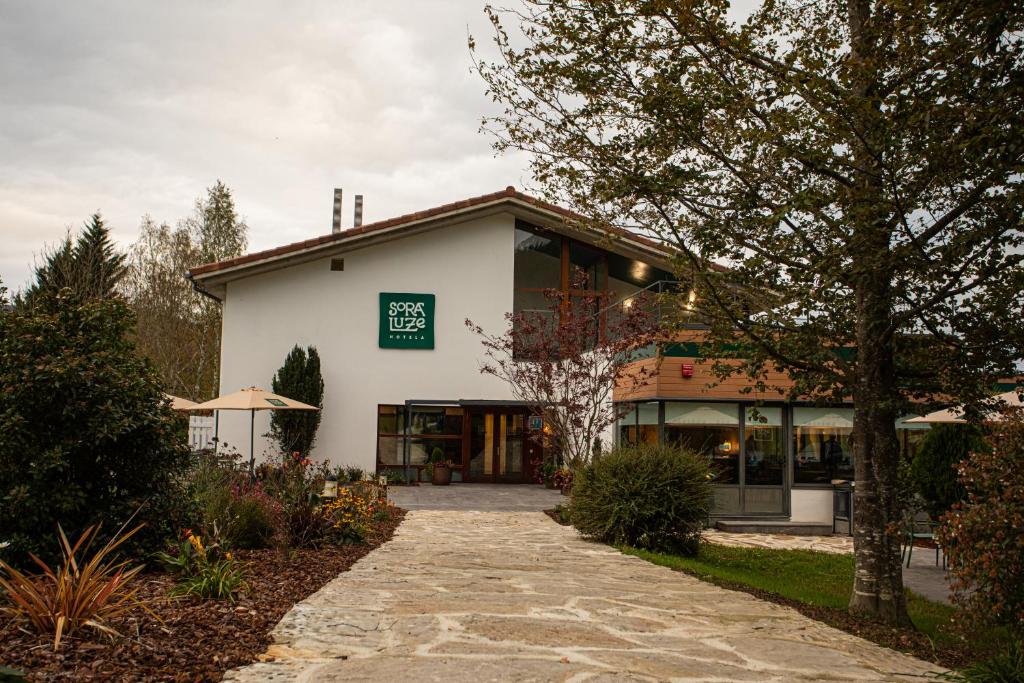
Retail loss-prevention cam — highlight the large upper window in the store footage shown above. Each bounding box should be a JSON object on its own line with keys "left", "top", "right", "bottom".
{"left": 513, "top": 222, "right": 672, "bottom": 351}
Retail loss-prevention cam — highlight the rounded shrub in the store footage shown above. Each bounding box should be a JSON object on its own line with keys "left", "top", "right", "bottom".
{"left": 569, "top": 444, "right": 713, "bottom": 555}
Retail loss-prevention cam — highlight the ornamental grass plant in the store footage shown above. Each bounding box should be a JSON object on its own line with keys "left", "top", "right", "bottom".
{"left": 569, "top": 444, "right": 713, "bottom": 555}
{"left": 0, "top": 524, "right": 149, "bottom": 649}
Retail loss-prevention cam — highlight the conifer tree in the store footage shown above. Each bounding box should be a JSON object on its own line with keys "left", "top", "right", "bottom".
{"left": 270, "top": 346, "right": 325, "bottom": 457}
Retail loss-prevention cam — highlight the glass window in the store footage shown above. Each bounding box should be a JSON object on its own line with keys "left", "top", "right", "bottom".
{"left": 408, "top": 437, "right": 462, "bottom": 465}
{"left": 514, "top": 227, "right": 561, "bottom": 290}
{"left": 569, "top": 241, "right": 605, "bottom": 290}
{"left": 744, "top": 407, "right": 784, "bottom": 486}
{"left": 409, "top": 407, "right": 463, "bottom": 435}
{"left": 377, "top": 405, "right": 403, "bottom": 435}
{"left": 377, "top": 405, "right": 463, "bottom": 472}
{"left": 377, "top": 436, "right": 403, "bottom": 465}
{"left": 617, "top": 402, "right": 660, "bottom": 445}
{"left": 665, "top": 402, "right": 740, "bottom": 484}
{"left": 793, "top": 407, "right": 854, "bottom": 484}
{"left": 607, "top": 252, "right": 673, "bottom": 290}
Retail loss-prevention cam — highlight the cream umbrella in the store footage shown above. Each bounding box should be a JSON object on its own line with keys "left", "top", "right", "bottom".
{"left": 189, "top": 386, "right": 319, "bottom": 473}
{"left": 905, "top": 390, "right": 1023, "bottom": 424}
{"left": 165, "top": 394, "right": 198, "bottom": 411}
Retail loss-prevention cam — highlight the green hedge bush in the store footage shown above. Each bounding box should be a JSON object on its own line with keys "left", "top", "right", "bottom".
{"left": 569, "top": 444, "right": 712, "bottom": 554}
{"left": 0, "top": 291, "right": 190, "bottom": 567}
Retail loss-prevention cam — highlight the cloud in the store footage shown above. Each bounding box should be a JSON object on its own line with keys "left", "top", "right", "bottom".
{"left": 0, "top": 0, "right": 527, "bottom": 289}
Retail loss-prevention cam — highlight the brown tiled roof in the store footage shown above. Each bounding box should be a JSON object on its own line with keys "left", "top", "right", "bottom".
{"left": 188, "top": 186, "right": 691, "bottom": 279}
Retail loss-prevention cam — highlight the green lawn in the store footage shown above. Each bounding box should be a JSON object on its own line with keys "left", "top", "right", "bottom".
{"left": 621, "top": 543, "right": 957, "bottom": 644}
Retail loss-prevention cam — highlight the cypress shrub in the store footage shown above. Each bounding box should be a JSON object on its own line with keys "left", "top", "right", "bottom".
{"left": 269, "top": 345, "right": 324, "bottom": 456}
{"left": 569, "top": 444, "right": 712, "bottom": 555}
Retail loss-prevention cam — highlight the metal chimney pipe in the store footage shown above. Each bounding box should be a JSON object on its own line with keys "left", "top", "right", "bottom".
{"left": 354, "top": 194, "right": 363, "bottom": 228}
{"left": 332, "top": 188, "right": 343, "bottom": 233}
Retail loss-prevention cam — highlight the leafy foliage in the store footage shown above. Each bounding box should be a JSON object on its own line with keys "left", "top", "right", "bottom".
{"left": 467, "top": 276, "right": 656, "bottom": 469}
{"left": 910, "top": 424, "right": 987, "bottom": 519}
{"left": 473, "top": 0, "right": 1024, "bottom": 623}
{"left": 269, "top": 346, "right": 324, "bottom": 456}
{"left": 569, "top": 444, "right": 712, "bottom": 554}
{"left": 937, "top": 411, "right": 1024, "bottom": 637}
{"left": 0, "top": 292, "right": 191, "bottom": 567}
{"left": 257, "top": 453, "right": 331, "bottom": 548}
{"left": 944, "top": 640, "right": 1024, "bottom": 683}
{"left": 123, "top": 181, "right": 248, "bottom": 401}
{"left": 321, "top": 483, "right": 387, "bottom": 545}
{"left": 0, "top": 524, "right": 148, "bottom": 649}
{"left": 157, "top": 529, "right": 245, "bottom": 601}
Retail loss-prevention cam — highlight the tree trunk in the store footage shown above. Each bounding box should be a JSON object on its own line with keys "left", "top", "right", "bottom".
{"left": 848, "top": 319, "right": 911, "bottom": 626}
{"left": 843, "top": 0, "right": 912, "bottom": 627}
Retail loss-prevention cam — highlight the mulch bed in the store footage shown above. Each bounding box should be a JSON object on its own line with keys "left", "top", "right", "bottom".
{"left": 0, "top": 509, "right": 405, "bottom": 681}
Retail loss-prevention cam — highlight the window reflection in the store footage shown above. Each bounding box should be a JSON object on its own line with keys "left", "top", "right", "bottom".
{"left": 744, "top": 407, "right": 784, "bottom": 486}
{"left": 665, "top": 402, "right": 739, "bottom": 484}
{"left": 793, "top": 408, "right": 854, "bottom": 484}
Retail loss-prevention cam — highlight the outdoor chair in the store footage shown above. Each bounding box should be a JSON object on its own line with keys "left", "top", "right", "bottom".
{"left": 900, "top": 512, "right": 945, "bottom": 568}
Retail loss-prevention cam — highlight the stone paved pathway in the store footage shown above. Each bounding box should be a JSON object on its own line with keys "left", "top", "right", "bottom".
{"left": 703, "top": 530, "right": 854, "bottom": 554}
{"left": 225, "top": 512, "right": 943, "bottom": 682}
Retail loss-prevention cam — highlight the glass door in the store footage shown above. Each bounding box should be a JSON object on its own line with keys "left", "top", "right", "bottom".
{"left": 741, "top": 406, "right": 787, "bottom": 515}
{"left": 467, "top": 410, "right": 529, "bottom": 482}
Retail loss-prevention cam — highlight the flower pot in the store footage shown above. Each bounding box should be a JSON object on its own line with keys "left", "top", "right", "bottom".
{"left": 560, "top": 482, "right": 573, "bottom": 496}
{"left": 431, "top": 465, "right": 452, "bottom": 486}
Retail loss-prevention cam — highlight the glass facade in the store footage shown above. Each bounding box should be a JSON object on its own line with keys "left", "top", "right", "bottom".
{"left": 614, "top": 401, "right": 933, "bottom": 516}
{"left": 376, "top": 405, "right": 464, "bottom": 479}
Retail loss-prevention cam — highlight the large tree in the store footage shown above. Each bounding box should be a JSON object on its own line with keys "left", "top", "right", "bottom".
{"left": 17, "top": 213, "right": 126, "bottom": 309}
{"left": 474, "top": 0, "right": 1024, "bottom": 624}
{"left": 122, "top": 181, "right": 248, "bottom": 400}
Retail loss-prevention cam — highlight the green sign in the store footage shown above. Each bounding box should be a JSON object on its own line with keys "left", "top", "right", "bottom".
{"left": 379, "top": 293, "right": 435, "bottom": 349}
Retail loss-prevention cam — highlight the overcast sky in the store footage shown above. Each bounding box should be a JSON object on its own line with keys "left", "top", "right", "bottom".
{"left": 0, "top": 1, "right": 757, "bottom": 290}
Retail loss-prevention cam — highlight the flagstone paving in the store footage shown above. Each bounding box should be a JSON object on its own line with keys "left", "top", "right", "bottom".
{"left": 224, "top": 511, "right": 944, "bottom": 682}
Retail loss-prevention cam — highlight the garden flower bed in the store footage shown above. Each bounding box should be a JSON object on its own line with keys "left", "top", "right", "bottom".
{"left": 0, "top": 508, "right": 404, "bottom": 681}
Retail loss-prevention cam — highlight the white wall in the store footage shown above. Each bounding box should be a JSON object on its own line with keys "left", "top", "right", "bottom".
{"left": 790, "top": 488, "right": 833, "bottom": 523}
{"left": 216, "top": 212, "right": 516, "bottom": 471}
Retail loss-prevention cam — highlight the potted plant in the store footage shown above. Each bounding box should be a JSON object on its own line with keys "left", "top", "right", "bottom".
{"left": 429, "top": 447, "right": 452, "bottom": 486}
{"left": 554, "top": 466, "right": 574, "bottom": 496}
{"left": 535, "top": 460, "right": 557, "bottom": 488}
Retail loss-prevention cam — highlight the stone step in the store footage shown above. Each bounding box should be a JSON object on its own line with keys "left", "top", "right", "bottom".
{"left": 714, "top": 519, "right": 835, "bottom": 536}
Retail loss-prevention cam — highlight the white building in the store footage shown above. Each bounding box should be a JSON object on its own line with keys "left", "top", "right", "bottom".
{"left": 189, "top": 186, "right": 930, "bottom": 528}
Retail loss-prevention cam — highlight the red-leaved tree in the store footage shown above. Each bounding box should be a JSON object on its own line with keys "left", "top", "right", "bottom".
{"left": 937, "top": 408, "right": 1024, "bottom": 637}
{"left": 466, "top": 277, "right": 659, "bottom": 470}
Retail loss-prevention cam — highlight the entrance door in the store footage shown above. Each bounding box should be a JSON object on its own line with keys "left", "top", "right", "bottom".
{"left": 467, "top": 410, "right": 534, "bottom": 482}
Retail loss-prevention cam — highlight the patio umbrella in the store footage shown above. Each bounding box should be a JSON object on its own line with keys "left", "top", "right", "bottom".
{"left": 905, "top": 390, "right": 1023, "bottom": 425}
{"left": 165, "top": 394, "right": 198, "bottom": 411}
{"left": 189, "top": 386, "right": 319, "bottom": 473}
